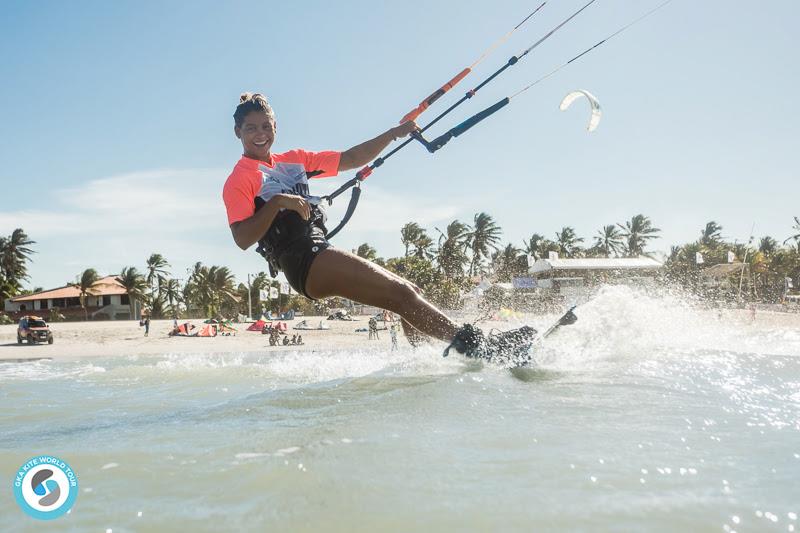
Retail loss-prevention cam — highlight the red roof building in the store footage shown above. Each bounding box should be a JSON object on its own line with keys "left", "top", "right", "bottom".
{"left": 4, "top": 276, "right": 140, "bottom": 321}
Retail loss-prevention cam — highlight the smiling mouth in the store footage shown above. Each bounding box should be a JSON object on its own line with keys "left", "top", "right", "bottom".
{"left": 254, "top": 139, "right": 270, "bottom": 147}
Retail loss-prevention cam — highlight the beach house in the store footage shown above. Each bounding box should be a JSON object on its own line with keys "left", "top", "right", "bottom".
{"left": 528, "top": 255, "right": 664, "bottom": 300}
{"left": 3, "top": 276, "right": 139, "bottom": 320}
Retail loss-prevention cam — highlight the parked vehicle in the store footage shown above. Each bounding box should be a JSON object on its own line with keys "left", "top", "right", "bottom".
{"left": 17, "top": 315, "right": 54, "bottom": 345}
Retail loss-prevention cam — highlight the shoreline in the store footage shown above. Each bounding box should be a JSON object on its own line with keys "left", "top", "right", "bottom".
{"left": 0, "top": 317, "right": 395, "bottom": 361}
{"left": 2, "top": 306, "right": 799, "bottom": 362}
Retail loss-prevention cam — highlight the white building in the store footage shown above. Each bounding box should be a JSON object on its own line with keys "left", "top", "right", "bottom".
{"left": 529, "top": 256, "right": 663, "bottom": 299}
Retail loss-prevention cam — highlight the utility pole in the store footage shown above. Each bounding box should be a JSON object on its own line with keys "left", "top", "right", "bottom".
{"left": 247, "top": 273, "right": 252, "bottom": 321}
{"left": 738, "top": 224, "right": 755, "bottom": 302}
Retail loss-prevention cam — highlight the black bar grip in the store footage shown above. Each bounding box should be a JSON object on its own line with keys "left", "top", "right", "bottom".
{"left": 410, "top": 130, "right": 436, "bottom": 153}
{"left": 450, "top": 97, "right": 510, "bottom": 137}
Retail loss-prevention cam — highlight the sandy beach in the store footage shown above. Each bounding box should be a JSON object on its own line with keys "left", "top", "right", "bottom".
{"left": 0, "top": 316, "right": 408, "bottom": 361}
{"left": 3, "top": 306, "right": 798, "bottom": 361}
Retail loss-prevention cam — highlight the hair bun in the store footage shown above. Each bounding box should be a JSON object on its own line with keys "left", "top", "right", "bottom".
{"left": 233, "top": 92, "right": 274, "bottom": 126}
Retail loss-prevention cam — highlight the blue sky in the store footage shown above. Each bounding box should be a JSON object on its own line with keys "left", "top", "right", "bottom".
{"left": 1, "top": 0, "right": 798, "bottom": 289}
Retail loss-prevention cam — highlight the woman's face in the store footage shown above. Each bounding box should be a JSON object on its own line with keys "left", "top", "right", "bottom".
{"left": 236, "top": 110, "right": 277, "bottom": 160}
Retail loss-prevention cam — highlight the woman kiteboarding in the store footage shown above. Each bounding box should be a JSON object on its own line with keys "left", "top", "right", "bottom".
{"left": 222, "top": 93, "right": 536, "bottom": 361}
{"left": 217, "top": 0, "right": 678, "bottom": 361}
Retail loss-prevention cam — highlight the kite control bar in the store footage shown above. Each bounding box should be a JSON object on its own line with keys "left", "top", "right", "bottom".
{"left": 410, "top": 97, "right": 511, "bottom": 153}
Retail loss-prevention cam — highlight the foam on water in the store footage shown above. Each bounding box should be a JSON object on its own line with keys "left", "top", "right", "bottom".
{"left": 0, "top": 345, "right": 463, "bottom": 391}
{"left": 2, "top": 286, "right": 794, "bottom": 386}
{"left": 534, "top": 285, "right": 800, "bottom": 371}
{"left": 1, "top": 287, "right": 798, "bottom": 531}
{"left": 0, "top": 359, "right": 107, "bottom": 381}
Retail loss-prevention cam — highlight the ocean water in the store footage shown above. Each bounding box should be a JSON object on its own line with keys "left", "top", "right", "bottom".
{"left": 1, "top": 287, "right": 799, "bottom": 532}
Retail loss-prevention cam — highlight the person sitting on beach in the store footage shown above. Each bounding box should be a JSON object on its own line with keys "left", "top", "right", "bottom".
{"left": 269, "top": 328, "right": 280, "bottom": 346}
{"left": 222, "top": 93, "right": 535, "bottom": 360}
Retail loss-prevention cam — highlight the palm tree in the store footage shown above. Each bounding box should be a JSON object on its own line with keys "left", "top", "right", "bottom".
{"left": 759, "top": 236, "right": 778, "bottom": 256}
{"left": 412, "top": 232, "right": 435, "bottom": 260}
{"left": 145, "top": 253, "right": 171, "bottom": 297}
{"left": 700, "top": 221, "right": 724, "bottom": 248}
{"left": 208, "top": 266, "right": 238, "bottom": 317}
{"left": 75, "top": 268, "right": 100, "bottom": 321}
{"left": 162, "top": 278, "right": 183, "bottom": 317}
{"left": 784, "top": 216, "right": 800, "bottom": 245}
{"left": 0, "top": 229, "right": 36, "bottom": 300}
{"left": 541, "top": 239, "right": 560, "bottom": 258}
{"left": 116, "top": 266, "right": 147, "bottom": 319}
{"left": 184, "top": 263, "right": 212, "bottom": 317}
{"left": 436, "top": 220, "right": 470, "bottom": 277}
{"left": 184, "top": 263, "right": 238, "bottom": 318}
{"left": 400, "top": 223, "right": 425, "bottom": 257}
{"left": 148, "top": 293, "right": 168, "bottom": 320}
{"left": 594, "top": 225, "right": 624, "bottom": 257}
{"left": 248, "top": 271, "right": 270, "bottom": 314}
{"left": 467, "top": 212, "right": 502, "bottom": 275}
{"left": 555, "top": 226, "right": 584, "bottom": 258}
{"left": 0, "top": 276, "right": 15, "bottom": 307}
{"left": 355, "top": 243, "right": 378, "bottom": 262}
{"left": 618, "top": 214, "right": 661, "bottom": 257}
{"left": 492, "top": 244, "right": 526, "bottom": 282}
{"left": 522, "top": 233, "right": 547, "bottom": 261}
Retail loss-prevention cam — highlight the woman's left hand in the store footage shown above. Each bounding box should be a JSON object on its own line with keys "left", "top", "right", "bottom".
{"left": 391, "top": 120, "right": 419, "bottom": 140}
{"left": 338, "top": 120, "right": 421, "bottom": 172}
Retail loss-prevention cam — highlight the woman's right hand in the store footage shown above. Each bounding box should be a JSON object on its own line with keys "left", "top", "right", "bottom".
{"left": 273, "top": 193, "right": 311, "bottom": 220}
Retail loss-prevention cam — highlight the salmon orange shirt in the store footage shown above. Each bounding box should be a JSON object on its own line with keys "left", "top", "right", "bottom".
{"left": 222, "top": 150, "right": 341, "bottom": 226}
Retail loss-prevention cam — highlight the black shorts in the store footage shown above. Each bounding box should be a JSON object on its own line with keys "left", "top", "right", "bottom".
{"left": 276, "top": 227, "right": 330, "bottom": 298}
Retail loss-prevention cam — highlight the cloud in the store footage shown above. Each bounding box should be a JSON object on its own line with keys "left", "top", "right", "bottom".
{"left": 0, "top": 211, "right": 89, "bottom": 236}
{"left": 0, "top": 168, "right": 227, "bottom": 237}
{"left": 4, "top": 167, "right": 459, "bottom": 288}
{"left": 2, "top": 167, "right": 240, "bottom": 287}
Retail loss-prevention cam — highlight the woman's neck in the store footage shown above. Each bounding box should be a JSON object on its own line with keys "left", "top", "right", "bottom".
{"left": 243, "top": 152, "right": 273, "bottom": 164}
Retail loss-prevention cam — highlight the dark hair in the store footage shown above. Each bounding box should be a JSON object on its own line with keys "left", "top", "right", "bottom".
{"left": 233, "top": 92, "right": 275, "bottom": 128}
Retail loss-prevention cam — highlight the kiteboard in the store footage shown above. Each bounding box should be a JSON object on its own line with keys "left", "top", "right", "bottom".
{"left": 293, "top": 320, "right": 330, "bottom": 331}
{"left": 510, "top": 306, "right": 578, "bottom": 380}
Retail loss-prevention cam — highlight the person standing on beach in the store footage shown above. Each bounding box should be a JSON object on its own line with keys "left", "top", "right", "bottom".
{"left": 144, "top": 314, "right": 150, "bottom": 337}
{"left": 390, "top": 323, "right": 398, "bottom": 351}
{"left": 222, "top": 93, "right": 536, "bottom": 360}
{"left": 368, "top": 317, "right": 379, "bottom": 340}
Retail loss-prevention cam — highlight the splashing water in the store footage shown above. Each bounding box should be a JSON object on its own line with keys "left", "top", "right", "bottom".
{"left": 1, "top": 286, "right": 798, "bottom": 531}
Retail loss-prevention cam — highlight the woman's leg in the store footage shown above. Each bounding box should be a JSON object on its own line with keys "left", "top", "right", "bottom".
{"left": 304, "top": 248, "right": 458, "bottom": 342}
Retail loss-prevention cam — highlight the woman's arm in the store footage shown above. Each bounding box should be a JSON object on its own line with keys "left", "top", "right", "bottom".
{"left": 338, "top": 121, "right": 418, "bottom": 172}
{"left": 229, "top": 194, "right": 311, "bottom": 250}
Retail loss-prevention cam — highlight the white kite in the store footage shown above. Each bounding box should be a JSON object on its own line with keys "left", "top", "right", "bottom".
{"left": 559, "top": 90, "right": 602, "bottom": 132}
